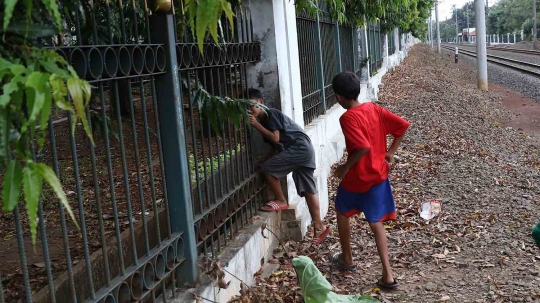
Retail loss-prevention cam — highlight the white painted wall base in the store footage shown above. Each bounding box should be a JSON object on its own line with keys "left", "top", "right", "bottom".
{"left": 173, "top": 212, "right": 282, "bottom": 303}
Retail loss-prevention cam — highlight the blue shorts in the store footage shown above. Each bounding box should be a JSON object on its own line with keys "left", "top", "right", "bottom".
{"left": 335, "top": 178, "right": 397, "bottom": 223}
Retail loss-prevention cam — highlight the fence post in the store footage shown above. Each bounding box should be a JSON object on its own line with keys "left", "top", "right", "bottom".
{"left": 314, "top": 12, "right": 326, "bottom": 110}
{"left": 334, "top": 24, "right": 342, "bottom": 72}
{"left": 149, "top": 14, "right": 198, "bottom": 283}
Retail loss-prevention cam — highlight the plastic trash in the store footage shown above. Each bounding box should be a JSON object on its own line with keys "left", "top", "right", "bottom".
{"left": 419, "top": 200, "right": 442, "bottom": 220}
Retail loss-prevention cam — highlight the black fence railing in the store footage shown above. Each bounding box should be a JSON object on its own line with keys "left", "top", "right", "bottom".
{"left": 367, "top": 23, "right": 383, "bottom": 74}
{"left": 340, "top": 25, "right": 355, "bottom": 72}
{"left": 388, "top": 32, "right": 396, "bottom": 55}
{"left": 399, "top": 29, "right": 403, "bottom": 50}
{"left": 1, "top": 3, "right": 265, "bottom": 303}
{"left": 296, "top": 11, "right": 325, "bottom": 125}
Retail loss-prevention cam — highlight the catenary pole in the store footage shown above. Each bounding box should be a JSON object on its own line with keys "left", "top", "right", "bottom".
{"left": 430, "top": 11, "right": 433, "bottom": 47}
{"left": 455, "top": 6, "right": 459, "bottom": 43}
{"left": 467, "top": 6, "right": 470, "bottom": 43}
{"left": 475, "top": 0, "right": 488, "bottom": 90}
{"left": 486, "top": 0, "right": 490, "bottom": 46}
{"left": 436, "top": 1, "right": 441, "bottom": 52}
{"left": 533, "top": 0, "right": 538, "bottom": 49}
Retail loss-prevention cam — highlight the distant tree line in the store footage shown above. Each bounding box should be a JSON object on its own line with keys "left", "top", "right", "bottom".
{"left": 432, "top": 0, "right": 539, "bottom": 41}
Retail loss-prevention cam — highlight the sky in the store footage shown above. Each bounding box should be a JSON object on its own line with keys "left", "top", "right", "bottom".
{"left": 434, "top": 0, "right": 499, "bottom": 21}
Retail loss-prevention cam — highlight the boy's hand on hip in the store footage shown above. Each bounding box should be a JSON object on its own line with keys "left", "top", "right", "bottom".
{"left": 334, "top": 164, "right": 349, "bottom": 180}
{"left": 249, "top": 114, "right": 259, "bottom": 127}
{"left": 385, "top": 152, "right": 395, "bottom": 163}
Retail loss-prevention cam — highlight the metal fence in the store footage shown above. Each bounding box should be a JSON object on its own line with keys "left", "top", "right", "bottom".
{"left": 1, "top": 2, "right": 264, "bottom": 302}
{"left": 295, "top": 7, "right": 359, "bottom": 124}
{"left": 176, "top": 9, "right": 267, "bottom": 262}
{"left": 339, "top": 26, "right": 355, "bottom": 73}
{"left": 399, "top": 29, "right": 403, "bottom": 50}
{"left": 367, "top": 22, "right": 383, "bottom": 73}
{"left": 388, "top": 32, "right": 396, "bottom": 55}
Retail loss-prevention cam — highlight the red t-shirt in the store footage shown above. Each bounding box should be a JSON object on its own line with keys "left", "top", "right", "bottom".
{"left": 339, "top": 102, "right": 410, "bottom": 193}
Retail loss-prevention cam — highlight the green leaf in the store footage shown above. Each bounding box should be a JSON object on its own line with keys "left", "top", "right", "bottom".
{"left": 2, "top": 23, "right": 58, "bottom": 38}
{"left": 67, "top": 78, "right": 94, "bottom": 144}
{"left": 222, "top": 0, "right": 235, "bottom": 39}
{"left": 36, "top": 163, "right": 79, "bottom": 229}
{"left": 39, "top": 55, "right": 69, "bottom": 77}
{"left": 23, "top": 0, "right": 32, "bottom": 25}
{"left": 0, "top": 73, "right": 25, "bottom": 107}
{"left": 195, "top": 0, "right": 211, "bottom": 54}
{"left": 2, "top": 0, "right": 19, "bottom": 33}
{"left": 2, "top": 160, "right": 22, "bottom": 212}
{"left": 37, "top": 86, "right": 52, "bottom": 150}
{"left": 42, "top": 0, "right": 63, "bottom": 29}
{"left": 49, "top": 75, "right": 72, "bottom": 111}
{"left": 23, "top": 162, "right": 42, "bottom": 244}
{"left": 292, "top": 256, "right": 379, "bottom": 303}
{"left": 22, "top": 72, "right": 48, "bottom": 134}
{"left": 0, "top": 107, "right": 9, "bottom": 164}
{"left": 185, "top": 0, "right": 197, "bottom": 37}
{"left": 208, "top": 0, "right": 223, "bottom": 44}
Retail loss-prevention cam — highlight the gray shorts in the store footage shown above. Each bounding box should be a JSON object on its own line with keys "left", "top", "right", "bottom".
{"left": 261, "top": 153, "right": 317, "bottom": 197}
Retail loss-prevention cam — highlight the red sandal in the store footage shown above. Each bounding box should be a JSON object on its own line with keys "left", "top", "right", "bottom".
{"left": 313, "top": 226, "right": 331, "bottom": 245}
{"left": 261, "top": 201, "right": 289, "bottom": 212}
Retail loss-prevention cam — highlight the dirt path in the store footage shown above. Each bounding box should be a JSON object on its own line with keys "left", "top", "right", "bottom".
{"left": 234, "top": 45, "right": 540, "bottom": 303}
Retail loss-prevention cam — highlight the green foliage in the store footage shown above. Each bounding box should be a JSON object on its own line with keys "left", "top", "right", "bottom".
{"left": 488, "top": 0, "right": 536, "bottom": 35}
{"left": 522, "top": 18, "right": 540, "bottom": 37}
{"left": 182, "top": 0, "right": 238, "bottom": 53}
{"left": 1, "top": 0, "right": 91, "bottom": 244}
{"left": 193, "top": 82, "right": 267, "bottom": 135}
{"left": 189, "top": 144, "right": 241, "bottom": 183}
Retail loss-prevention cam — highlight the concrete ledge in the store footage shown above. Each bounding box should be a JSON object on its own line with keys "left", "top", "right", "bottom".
{"left": 174, "top": 211, "right": 281, "bottom": 302}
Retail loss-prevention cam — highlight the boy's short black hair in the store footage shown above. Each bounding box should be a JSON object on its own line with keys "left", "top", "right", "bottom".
{"left": 248, "top": 88, "right": 263, "bottom": 100}
{"left": 332, "top": 72, "right": 361, "bottom": 100}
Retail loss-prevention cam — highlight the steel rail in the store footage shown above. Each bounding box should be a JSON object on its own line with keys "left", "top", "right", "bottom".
{"left": 441, "top": 45, "right": 540, "bottom": 77}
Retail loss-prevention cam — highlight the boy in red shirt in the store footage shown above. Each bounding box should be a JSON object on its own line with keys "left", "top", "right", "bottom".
{"left": 331, "top": 72, "right": 409, "bottom": 289}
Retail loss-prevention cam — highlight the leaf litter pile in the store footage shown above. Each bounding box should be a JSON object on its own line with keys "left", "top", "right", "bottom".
{"left": 228, "top": 44, "right": 540, "bottom": 303}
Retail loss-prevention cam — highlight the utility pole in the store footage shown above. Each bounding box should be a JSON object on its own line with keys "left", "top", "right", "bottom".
{"left": 436, "top": 1, "right": 441, "bottom": 52}
{"left": 430, "top": 11, "right": 433, "bottom": 47}
{"left": 475, "top": 0, "right": 488, "bottom": 90}
{"left": 467, "top": 6, "right": 470, "bottom": 43}
{"left": 486, "top": 0, "right": 490, "bottom": 46}
{"left": 534, "top": 0, "right": 538, "bottom": 49}
{"left": 455, "top": 6, "right": 459, "bottom": 43}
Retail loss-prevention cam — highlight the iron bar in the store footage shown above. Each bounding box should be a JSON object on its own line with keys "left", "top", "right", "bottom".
{"left": 47, "top": 114, "right": 78, "bottom": 302}
{"left": 66, "top": 112, "right": 96, "bottom": 299}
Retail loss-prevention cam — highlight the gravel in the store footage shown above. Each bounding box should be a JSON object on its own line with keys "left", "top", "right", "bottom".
{"left": 442, "top": 47, "right": 540, "bottom": 102}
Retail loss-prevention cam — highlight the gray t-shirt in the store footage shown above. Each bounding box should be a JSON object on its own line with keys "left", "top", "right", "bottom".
{"left": 262, "top": 108, "right": 316, "bottom": 169}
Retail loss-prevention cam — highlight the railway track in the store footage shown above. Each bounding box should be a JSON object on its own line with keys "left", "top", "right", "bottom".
{"left": 450, "top": 43, "right": 540, "bottom": 56}
{"left": 486, "top": 46, "right": 540, "bottom": 56}
{"left": 441, "top": 45, "right": 540, "bottom": 77}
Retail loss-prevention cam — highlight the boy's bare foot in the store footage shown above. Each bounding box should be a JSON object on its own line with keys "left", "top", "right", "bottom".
{"left": 312, "top": 222, "right": 331, "bottom": 244}
{"left": 313, "top": 222, "right": 327, "bottom": 237}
